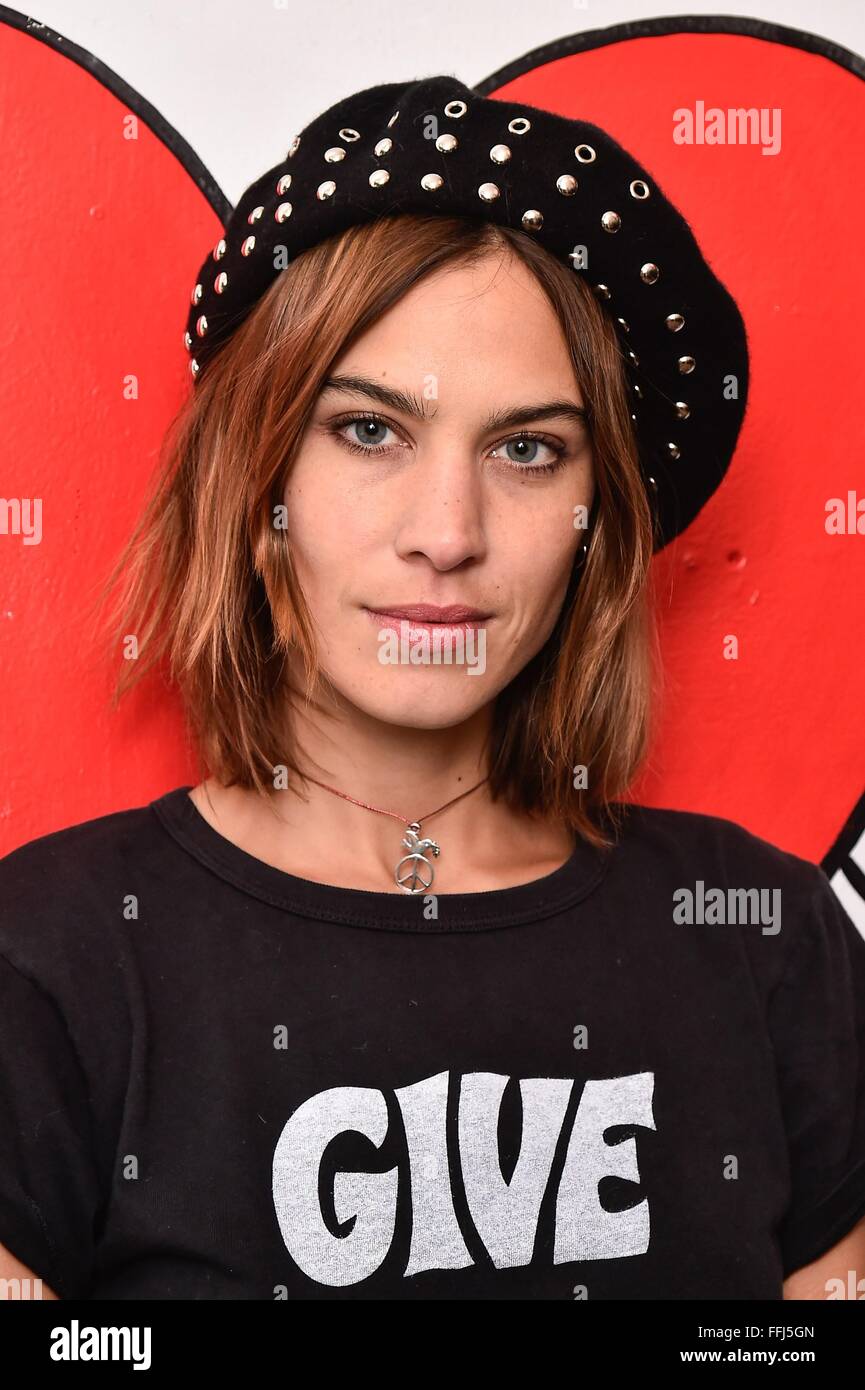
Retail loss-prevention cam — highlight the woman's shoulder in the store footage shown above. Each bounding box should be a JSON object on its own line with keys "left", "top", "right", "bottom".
{"left": 610, "top": 798, "right": 826, "bottom": 891}
{"left": 606, "top": 800, "right": 844, "bottom": 981}
{"left": 0, "top": 792, "right": 172, "bottom": 981}
{"left": 0, "top": 795, "right": 161, "bottom": 893}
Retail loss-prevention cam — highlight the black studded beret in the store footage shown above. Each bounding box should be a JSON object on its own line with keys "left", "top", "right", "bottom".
{"left": 185, "top": 74, "right": 749, "bottom": 550}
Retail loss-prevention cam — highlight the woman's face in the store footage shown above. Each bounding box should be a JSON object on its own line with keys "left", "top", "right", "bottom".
{"left": 283, "top": 250, "right": 595, "bottom": 730}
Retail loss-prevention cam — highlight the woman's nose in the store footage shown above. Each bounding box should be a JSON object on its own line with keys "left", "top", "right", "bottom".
{"left": 392, "top": 454, "right": 488, "bottom": 571}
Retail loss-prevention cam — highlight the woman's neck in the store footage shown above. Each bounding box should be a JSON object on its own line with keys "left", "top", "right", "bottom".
{"left": 189, "top": 696, "right": 576, "bottom": 893}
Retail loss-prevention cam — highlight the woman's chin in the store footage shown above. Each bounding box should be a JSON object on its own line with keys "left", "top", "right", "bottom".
{"left": 336, "top": 677, "right": 495, "bottom": 731}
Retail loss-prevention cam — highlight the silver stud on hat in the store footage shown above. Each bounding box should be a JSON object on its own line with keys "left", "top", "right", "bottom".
{"left": 374, "top": 137, "right": 392, "bottom": 157}
{"left": 420, "top": 173, "right": 444, "bottom": 191}
{"left": 668, "top": 443, "right": 681, "bottom": 458}
{"left": 521, "top": 210, "right": 544, "bottom": 232}
{"left": 275, "top": 202, "right": 293, "bottom": 222}
{"left": 675, "top": 401, "right": 690, "bottom": 418}
{"left": 241, "top": 235, "right": 256, "bottom": 256}
{"left": 556, "top": 174, "right": 578, "bottom": 195}
{"left": 276, "top": 174, "right": 292, "bottom": 195}
{"left": 436, "top": 133, "right": 458, "bottom": 153}
{"left": 213, "top": 238, "right": 226, "bottom": 261}
{"left": 601, "top": 211, "right": 621, "bottom": 233}
{"left": 678, "top": 356, "right": 696, "bottom": 374}
{"left": 191, "top": 283, "right": 203, "bottom": 305}
{"left": 640, "top": 263, "right": 660, "bottom": 284}
{"left": 214, "top": 272, "right": 228, "bottom": 294}
{"left": 196, "top": 315, "right": 208, "bottom": 338}
{"left": 490, "top": 143, "right": 511, "bottom": 164}
{"left": 316, "top": 181, "right": 336, "bottom": 200}
{"left": 666, "top": 313, "right": 685, "bottom": 331}
{"left": 369, "top": 169, "right": 390, "bottom": 188}
{"left": 247, "top": 206, "right": 264, "bottom": 224}
{"left": 324, "top": 147, "right": 346, "bottom": 163}
{"left": 478, "top": 182, "right": 500, "bottom": 202}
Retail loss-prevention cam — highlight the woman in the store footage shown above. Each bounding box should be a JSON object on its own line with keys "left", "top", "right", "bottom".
{"left": 1, "top": 75, "right": 863, "bottom": 1301}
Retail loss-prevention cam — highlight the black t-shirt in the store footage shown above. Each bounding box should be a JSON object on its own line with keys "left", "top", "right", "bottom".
{"left": 1, "top": 785, "right": 864, "bottom": 1301}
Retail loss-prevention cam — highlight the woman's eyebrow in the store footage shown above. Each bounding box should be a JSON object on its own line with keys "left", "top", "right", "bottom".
{"left": 484, "top": 401, "right": 589, "bottom": 432}
{"left": 321, "top": 374, "right": 588, "bottom": 431}
{"left": 321, "top": 374, "right": 432, "bottom": 420}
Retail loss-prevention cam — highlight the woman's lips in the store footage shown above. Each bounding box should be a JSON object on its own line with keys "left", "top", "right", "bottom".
{"left": 363, "top": 606, "right": 490, "bottom": 634}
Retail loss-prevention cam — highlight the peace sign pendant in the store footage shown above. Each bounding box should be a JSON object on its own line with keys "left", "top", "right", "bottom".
{"left": 395, "top": 822, "right": 441, "bottom": 894}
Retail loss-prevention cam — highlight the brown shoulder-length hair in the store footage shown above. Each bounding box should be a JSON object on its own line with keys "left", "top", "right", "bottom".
{"left": 94, "top": 213, "right": 663, "bottom": 850}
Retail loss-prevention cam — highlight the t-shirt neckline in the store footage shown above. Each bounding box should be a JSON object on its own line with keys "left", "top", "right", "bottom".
{"left": 149, "top": 785, "right": 613, "bottom": 932}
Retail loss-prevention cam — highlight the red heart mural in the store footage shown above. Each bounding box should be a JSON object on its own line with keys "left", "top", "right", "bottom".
{"left": 0, "top": 11, "right": 863, "bottom": 918}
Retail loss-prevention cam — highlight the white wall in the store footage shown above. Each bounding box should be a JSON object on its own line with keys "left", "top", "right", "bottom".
{"left": 27, "top": 0, "right": 865, "bottom": 204}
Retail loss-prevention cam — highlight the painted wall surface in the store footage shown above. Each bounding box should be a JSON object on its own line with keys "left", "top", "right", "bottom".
{"left": 1, "top": 5, "right": 863, "bottom": 921}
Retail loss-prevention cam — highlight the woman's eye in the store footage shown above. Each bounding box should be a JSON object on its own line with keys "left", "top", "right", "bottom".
{"left": 490, "top": 436, "right": 566, "bottom": 471}
{"left": 336, "top": 416, "right": 399, "bottom": 453}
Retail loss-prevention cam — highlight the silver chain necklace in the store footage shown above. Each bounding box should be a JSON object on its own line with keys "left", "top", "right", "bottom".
{"left": 302, "top": 774, "right": 490, "bottom": 894}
